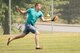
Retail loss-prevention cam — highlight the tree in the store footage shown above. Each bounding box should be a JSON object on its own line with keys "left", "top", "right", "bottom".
{"left": 1, "top": 0, "right": 10, "bottom": 34}
{"left": 60, "top": 0, "right": 80, "bottom": 24}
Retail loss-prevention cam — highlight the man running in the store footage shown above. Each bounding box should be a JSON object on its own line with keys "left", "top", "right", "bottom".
{"left": 7, "top": 2, "right": 55, "bottom": 49}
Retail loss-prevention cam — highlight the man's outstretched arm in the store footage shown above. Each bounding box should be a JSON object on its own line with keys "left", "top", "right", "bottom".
{"left": 40, "top": 16, "right": 58, "bottom": 22}
{"left": 16, "top": 7, "right": 27, "bottom": 14}
{"left": 40, "top": 17, "right": 51, "bottom": 22}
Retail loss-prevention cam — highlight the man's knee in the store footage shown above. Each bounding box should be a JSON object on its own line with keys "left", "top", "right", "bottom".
{"left": 35, "top": 31, "right": 40, "bottom": 35}
{"left": 20, "top": 33, "right": 27, "bottom": 38}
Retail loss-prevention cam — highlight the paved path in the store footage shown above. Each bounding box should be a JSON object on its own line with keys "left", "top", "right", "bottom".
{"left": 36, "top": 24, "right": 80, "bottom": 32}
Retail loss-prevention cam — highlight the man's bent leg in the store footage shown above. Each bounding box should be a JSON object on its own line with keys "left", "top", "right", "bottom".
{"left": 7, "top": 33, "right": 27, "bottom": 46}
{"left": 7, "top": 24, "right": 30, "bottom": 46}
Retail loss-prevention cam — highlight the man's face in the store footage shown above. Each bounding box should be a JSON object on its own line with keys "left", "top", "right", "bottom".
{"left": 36, "top": 4, "right": 42, "bottom": 10}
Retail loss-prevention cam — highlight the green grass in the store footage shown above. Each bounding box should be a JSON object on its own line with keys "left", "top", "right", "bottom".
{"left": 0, "top": 32, "right": 80, "bottom": 53}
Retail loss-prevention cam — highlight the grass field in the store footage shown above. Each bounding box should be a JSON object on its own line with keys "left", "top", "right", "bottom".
{"left": 0, "top": 32, "right": 80, "bottom": 53}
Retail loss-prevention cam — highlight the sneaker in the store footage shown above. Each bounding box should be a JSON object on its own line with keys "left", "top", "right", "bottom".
{"left": 36, "top": 47, "right": 42, "bottom": 49}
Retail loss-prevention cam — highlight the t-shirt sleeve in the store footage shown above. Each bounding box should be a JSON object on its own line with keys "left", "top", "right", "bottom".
{"left": 26, "top": 8, "right": 31, "bottom": 13}
{"left": 39, "top": 11, "right": 44, "bottom": 17}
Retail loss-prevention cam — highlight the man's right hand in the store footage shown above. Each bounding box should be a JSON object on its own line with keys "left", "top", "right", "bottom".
{"left": 16, "top": 6, "right": 20, "bottom": 12}
{"left": 15, "top": 6, "right": 27, "bottom": 14}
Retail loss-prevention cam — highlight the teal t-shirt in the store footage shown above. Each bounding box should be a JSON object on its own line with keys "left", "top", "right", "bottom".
{"left": 26, "top": 8, "right": 44, "bottom": 26}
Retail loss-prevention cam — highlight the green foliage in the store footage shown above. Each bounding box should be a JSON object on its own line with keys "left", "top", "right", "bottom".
{"left": 58, "top": 0, "right": 80, "bottom": 24}
{"left": 1, "top": 0, "right": 80, "bottom": 24}
{"left": 1, "top": 0, "right": 80, "bottom": 34}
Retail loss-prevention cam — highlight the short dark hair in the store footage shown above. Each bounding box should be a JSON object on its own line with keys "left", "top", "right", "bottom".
{"left": 35, "top": 2, "right": 41, "bottom": 7}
